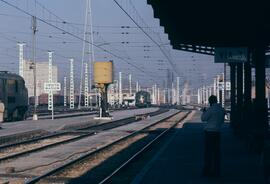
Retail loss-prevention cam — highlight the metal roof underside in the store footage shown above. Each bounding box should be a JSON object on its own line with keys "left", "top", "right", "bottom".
{"left": 147, "top": 0, "right": 270, "bottom": 54}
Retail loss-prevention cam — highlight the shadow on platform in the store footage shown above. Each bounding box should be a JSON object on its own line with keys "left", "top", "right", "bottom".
{"left": 67, "top": 112, "right": 264, "bottom": 184}
{"left": 133, "top": 120, "right": 263, "bottom": 184}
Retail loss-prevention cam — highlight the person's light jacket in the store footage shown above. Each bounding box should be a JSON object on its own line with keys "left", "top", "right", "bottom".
{"left": 201, "top": 103, "right": 225, "bottom": 132}
{"left": 0, "top": 101, "right": 4, "bottom": 123}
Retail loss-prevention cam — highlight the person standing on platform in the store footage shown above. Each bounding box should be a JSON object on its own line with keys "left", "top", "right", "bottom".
{"left": 201, "top": 95, "right": 225, "bottom": 177}
{"left": 0, "top": 100, "right": 5, "bottom": 129}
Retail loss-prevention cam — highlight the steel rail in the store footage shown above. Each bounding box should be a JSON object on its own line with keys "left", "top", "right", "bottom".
{"left": 37, "top": 111, "right": 97, "bottom": 120}
{"left": 98, "top": 111, "right": 191, "bottom": 184}
{"left": 1, "top": 108, "right": 163, "bottom": 149}
{"left": 0, "top": 132, "right": 68, "bottom": 150}
{"left": 25, "top": 109, "right": 180, "bottom": 184}
{"left": 78, "top": 108, "right": 168, "bottom": 131}
{"left": 0, "top": 132, "right": 94, "bottom": 163}
{"left": 0, "top": 110, "right": 166, "bottom": 162}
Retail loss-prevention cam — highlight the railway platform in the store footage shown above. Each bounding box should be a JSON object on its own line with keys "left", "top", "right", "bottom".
{"left": 131, "top": 111, "right": 263, "bottom": 184}
{"left": 0, "top": 108, "right": 158, "bottom": 140}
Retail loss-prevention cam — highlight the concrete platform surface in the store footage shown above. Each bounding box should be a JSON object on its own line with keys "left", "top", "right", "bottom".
{"left": 0, "top": 108, "right": 158, "bottom": 138}
{"left": 132, "top": 111, "right": 263, "bottom": 184}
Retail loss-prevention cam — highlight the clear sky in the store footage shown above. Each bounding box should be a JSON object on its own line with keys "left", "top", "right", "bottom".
{"left": 0, "top": 0, "right": 224, "bottom": 92}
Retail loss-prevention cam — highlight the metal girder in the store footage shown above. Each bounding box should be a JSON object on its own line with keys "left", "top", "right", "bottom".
{"left": 174, "top": 44, "right": 214, "bottom": 55}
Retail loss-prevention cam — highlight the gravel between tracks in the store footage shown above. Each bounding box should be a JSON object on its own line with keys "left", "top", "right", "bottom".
{"left": 40, "top": 111, "right": 187, "bottom": 183}
{"left": 0, "top": 135, "right": 79, "bottom": 159}
{"left": 54, "top": 134, "right": 148, "bottom": 179}
{"left": 0, "top": 109, "right": 177, "bottom": 184}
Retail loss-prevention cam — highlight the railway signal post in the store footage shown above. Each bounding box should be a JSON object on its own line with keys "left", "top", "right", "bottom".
{"left": 44, "top": 52, "right": 61, "bottom": 120}
{"left": 44, "top": 83, "right": 61, "bottom": 120}
{"left": 17, "top": 43, "right": 26, "bottom": 78}
{"left": 69, "top": 59, "right": 75, "bottom": 109}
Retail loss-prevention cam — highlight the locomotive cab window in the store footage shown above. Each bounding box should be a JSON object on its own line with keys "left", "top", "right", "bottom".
{"left": 7, "top": 80, "right": 16, "bottom": 93}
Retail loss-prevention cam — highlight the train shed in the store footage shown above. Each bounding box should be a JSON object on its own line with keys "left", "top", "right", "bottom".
{"left": 147, "top": 0, "right": 270, "bottom": 150}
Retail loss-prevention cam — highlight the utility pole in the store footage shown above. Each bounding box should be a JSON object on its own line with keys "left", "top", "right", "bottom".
{"left": 163, "top": 89, "right": 166, "bottom": 104}
{"left": 222, "top": 72, "right": 225, "bottom": 107}
{"left": 205, "top": 86, "right": 209, "bottom": 104}
{"left": 136, "top": 81, "right": 139, "bottom": 92}
{"left": 152, "top": 85, "right": 155, "bottom": 104}
{"left": 224, "top": 63, "right": 227, "bottom": 108}
{"left": 171, "top": 82, "right": 175, "bottom": 104}
{"left": 167, "top": 88, "right": 172, "bottom": 104}
{"left": 89, "top": 0, "right": 95, "bottom": 108}
{"left": 32, "top": 16, "right": 38, "bottom": 120}
{"left": 216, "top": 75, "right": 220, "bottom": 103}
{"left": 18, "top": 43, "right": 26, "bottom": 78}
{"left": 110, "top": 82, "right": 115, "bottom": 105}
{"left": 64, "top": 77, "right": 67, "bottom": 107}
{"left": 197, "top": 88, "right": 201, "bottom": 104}
{"left": 157, "top": 88, "right": 160, "bottom": 105}
{"left": 79, "top": 0, "right": 95, "bottom": 109}
{"left": 47, "top": 51, "right": 54, "bottom": 119}
{"left": 129, "top": 74, "right": 132, "bottom": 95}
{"left": 114, "top": 80, "right": 118, "bottom": 105}
{"left": 70, "top": 58, "right": 75, "bottom": 109}
{"left": 176, "top": 77, "right": 180, "bottom": 105}
{"left": 78, "top": 1, "right": 87, "bottom": 109}
{"left": 119, "top": 72, "right": 122, "bottom": 105}
{"left": 84, "top": 62, "right": 89, "bottom": 107}
{"left": 213, "top": 78, "right": 217, "bottom": 96}
{"left": 201, "top": 87, "right": 204, "bottom": 104}
{"left": 155, "top": 84, "right": 157, "bottom": 104}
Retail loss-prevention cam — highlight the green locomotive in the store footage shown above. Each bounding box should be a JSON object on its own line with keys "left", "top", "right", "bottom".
{"left": 0, "top": 72, "right": 28, "bottom": 121}
{"left": 135, "top": 91, "right": 151, "bottom": 108}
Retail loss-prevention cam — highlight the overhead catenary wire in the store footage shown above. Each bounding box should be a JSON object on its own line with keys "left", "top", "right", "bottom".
{"left": 112, "top": 0, "right": 180, "bottom": 77}
{"left": 0, "top": 2, "right": 164, "bottom": 85}
{"left": 35, "top": 0, "right": 155, "bottom": 86}
{"left": 0, "top": 31, "right": 82, "bottom": 69}
{"left": 0, "top": 35, "right": 163, "bottom": 79}
{"left": 0, "top": 0, "right": 158, "bottom": 83}
{"left": 0, "top": 1, "right": 222, "bottom": 89}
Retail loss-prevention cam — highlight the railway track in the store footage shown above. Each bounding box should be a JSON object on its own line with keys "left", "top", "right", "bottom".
{"left": 78, "top": 108, "right": 169, "bottom": 131}
{"left": 1, "top": 108, "right": 166, "bottom": 146}
{"left": 26, "top": 110, "right": 97, "bottom": 120}
{"left": 27, "top": 106, "right": 137, "bottom": 120}
{"left": 0, "top": 108, "right": 171, "bottom": 183}
{"left": 0, "top": 132, "right": 94, "bottom": 163}
{"left": 23, "top": 110, "right": 191, "bottom": 184}
{"left": 99, "top": 110, "right": 192, "bottom": 184}
{"left": 0, "top": 109, "right": 167, "bottom": 162}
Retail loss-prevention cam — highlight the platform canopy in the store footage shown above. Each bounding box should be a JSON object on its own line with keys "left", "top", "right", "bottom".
{"left": 147, "top": 0, "right": 270, "bottom": 55}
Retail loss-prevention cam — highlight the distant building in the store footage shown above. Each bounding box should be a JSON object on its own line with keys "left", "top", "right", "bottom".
{"left": 23, "top": 60, "right": 58, "bottom": 97}
{"left": 107, "top": 84, "right": 135, "bottom": 106}
{"left": 182, "top": 82, "right": 190, "bottom": 105}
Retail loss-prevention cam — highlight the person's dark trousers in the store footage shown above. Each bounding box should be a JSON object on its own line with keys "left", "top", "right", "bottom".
{"left": 202, "top": 131, "right": 221, "bottom": 177}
